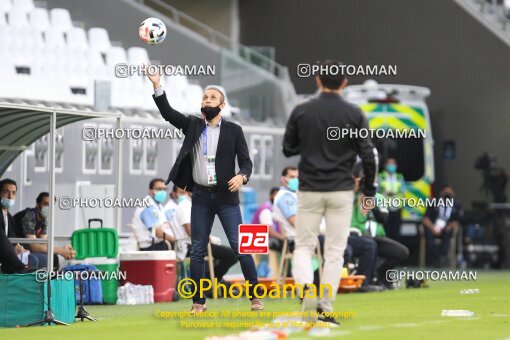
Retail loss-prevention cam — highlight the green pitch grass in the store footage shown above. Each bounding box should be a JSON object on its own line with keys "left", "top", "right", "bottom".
{"left": 1, "top": 271, "right": 509, "bottom": 339}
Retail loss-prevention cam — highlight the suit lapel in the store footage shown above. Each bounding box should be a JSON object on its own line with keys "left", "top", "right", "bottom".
{"left": 217, "top": 118, "right": 227, "bottom": 156}
{"left": 194, "top": 119, "right": 206, "bottom": 145}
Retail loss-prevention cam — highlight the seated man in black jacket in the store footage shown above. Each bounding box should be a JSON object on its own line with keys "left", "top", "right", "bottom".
{"left": 422, "top": 184, "right": 463, "bottom": 267}
{"left": 0, "top": 178, "right": 37, "bottom": 273}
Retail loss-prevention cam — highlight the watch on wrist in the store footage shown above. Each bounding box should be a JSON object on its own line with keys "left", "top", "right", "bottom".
{"left": 239, "top": 173, "right": 248, "bottom": 185}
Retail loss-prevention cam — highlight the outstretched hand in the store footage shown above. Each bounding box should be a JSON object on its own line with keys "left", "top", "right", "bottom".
{"left": 144, "top": 64, "right": 161, "bottom": 89}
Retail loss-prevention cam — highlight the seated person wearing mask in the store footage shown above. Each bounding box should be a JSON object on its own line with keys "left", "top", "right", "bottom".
{"left": 14, "top": 192, "right": 75, "bottom": 268}
{"left": 1, "top": 178, "right": 40, "bottom": 272}
{"left": 422, "top": 184, "right": 463, "bottom": 267}
{"left": 132, "top": 178, "right": 176, "bottom": 251}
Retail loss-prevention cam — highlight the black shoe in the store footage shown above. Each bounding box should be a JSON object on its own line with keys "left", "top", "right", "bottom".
{"left": 357, "top": 284, "right": 384, "bottom": 293}
{"left": 316, "top": 307, "right": 340, "bottom": 325}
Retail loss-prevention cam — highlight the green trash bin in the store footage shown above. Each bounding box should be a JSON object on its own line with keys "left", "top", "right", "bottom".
{"left": 94, "top": 259, "right": 119, "bottom": 305}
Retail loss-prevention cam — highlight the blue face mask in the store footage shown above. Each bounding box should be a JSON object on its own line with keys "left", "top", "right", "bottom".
{"left": 154, "top": 190, "right": 167, "bottom": 204}
{"left": 287, "top": 178, "right": 299, "bottom": 192}
{"left": 1, "top": 198, "right": 15, "bottom": 209}
{"left": 386, "top": 164, "right": 397, "bottom": 174}
{"left": 177, "top": 195, "right": 187, "bottom": 204}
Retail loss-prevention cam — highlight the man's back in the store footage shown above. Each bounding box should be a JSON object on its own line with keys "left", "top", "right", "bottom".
{"left": 284, "top": 92, "right": 377, "bottom": 193}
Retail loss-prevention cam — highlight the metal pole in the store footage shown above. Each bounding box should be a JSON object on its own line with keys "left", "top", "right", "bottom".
{"left": 114, "top": 116, "right": 123, "bottom": 233}
{"left": 47, "top": 111, "right": 56, "bottom": 272}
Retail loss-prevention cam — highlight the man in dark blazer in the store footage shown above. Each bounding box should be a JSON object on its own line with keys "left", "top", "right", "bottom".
{"left": 146, "top": 71, "right": 262, "bottom": 313}
{"left": 0, "top": 178, "right": 31, "bottom": 273}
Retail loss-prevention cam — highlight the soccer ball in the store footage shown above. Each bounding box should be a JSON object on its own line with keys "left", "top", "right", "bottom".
{"left": 139, "top": 18, "right": 167, "bottom": 45}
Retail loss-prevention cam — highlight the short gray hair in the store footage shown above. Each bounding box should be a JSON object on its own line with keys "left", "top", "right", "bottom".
{"left": 204, "top": 86, "right": 225, "bottom": 103}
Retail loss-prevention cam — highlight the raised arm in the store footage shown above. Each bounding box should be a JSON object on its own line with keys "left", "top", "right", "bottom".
{"left": 146, "top": 65, "right": 191, "bottom": 133}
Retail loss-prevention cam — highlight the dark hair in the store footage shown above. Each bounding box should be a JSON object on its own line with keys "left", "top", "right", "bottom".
{"left": 172, "top": 185, "right": 179, "bottom": 193}
{"left": 36, "top": 192, "right": 49, "bottom": 204}
{"left": 281, "top": 166, "right": 298, "bottom": 177}
{"left": 440, "top": 184, "right": 453, "bottom": 191}
{"left": 149, "top": 178, "right": 165, "bottom": 190}
{"left": 0, "top": 178, "right": 17, "bottom": 191}
{"left": 317, "top": 59, "right": 346, "bottom": 90}
{"left": 270, "top": 187, "right": 279, "bottom": 196}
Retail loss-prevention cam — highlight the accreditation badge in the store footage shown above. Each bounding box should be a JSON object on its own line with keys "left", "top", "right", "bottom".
{"left": 206, "top": 155, "right": 217, "bottom": 185}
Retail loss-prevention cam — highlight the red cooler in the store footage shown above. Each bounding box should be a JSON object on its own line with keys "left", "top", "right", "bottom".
{"left": 119, "top": 251, "right": 177, "bottom": 302}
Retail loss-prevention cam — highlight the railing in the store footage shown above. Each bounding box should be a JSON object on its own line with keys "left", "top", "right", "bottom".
{"left": 138, "top": 0, "right": 287, "bottom": 79}
{"left": 454, "top": 0, "right": 510, "bottom": 46}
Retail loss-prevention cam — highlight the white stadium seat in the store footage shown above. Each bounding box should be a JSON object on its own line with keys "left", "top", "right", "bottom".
{"left": 87, "top": 49, "right": 109, "bottom": 80}
{"left": 29, "top": 7, "right": 50, "bottom": 31}
{"left": 504, "top": 0, "right": 510, "bottom": 18}
{"left": 0, "top": 10, "right": 7, "bottom": 26}
{"left": 107, "top": 46, "right": 128, "bottom": 67}
{"left": 50, "top": 8, "right": 72, "bottom": 33}
{"left": 127, "top": 46, "right": 150, "bottom": 65}
{"left": 0, "top": 0, "right": 12, "bottom": 13}
{"left": 183, "top": 84, "right": 203, "bottom": 114}
{"left": 0, "top": 3, "right": 197, "bottom": 111}
{"left": 7, "top": 6, "right": 29, "bottom": 27}
{"left": 67, "top": 26, "right": 89, "bottom": 57}
{"left": 12, "top": 0, "right": 33, "bottom": 13}
{"left": 89, "top": 27, "right": 111, "bottom": 54}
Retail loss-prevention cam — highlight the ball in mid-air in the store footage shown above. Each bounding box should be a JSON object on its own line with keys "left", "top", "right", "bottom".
{"left": 139, "top": 17, "right": 166, "bottom": 45}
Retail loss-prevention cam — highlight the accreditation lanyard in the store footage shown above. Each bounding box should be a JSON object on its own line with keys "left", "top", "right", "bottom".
{"left": 202, "top": 125, "right": 217, "bottom": 185}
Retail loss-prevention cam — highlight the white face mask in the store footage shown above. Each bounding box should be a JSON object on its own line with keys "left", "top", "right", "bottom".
{"left": 41, "top": 206, "right": 49, "bottom": 218}
{"left": 1, "top": 197, "right": 15, "bottom": 210}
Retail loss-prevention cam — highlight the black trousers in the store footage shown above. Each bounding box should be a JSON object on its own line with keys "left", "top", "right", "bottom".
{"left": 424, "top": 227, "right": 454, "bottom": 266}
{"left": 346, "top": 235, "right": 378, "bottom": 286}
{"left": 375, "top": 236, "right": 409, "bottom": 286}
{"left": 0, "top": 230, "right": 25, "bottom": 274}
{"left": 384, "top": 209, "right": 402, "bottom": 242}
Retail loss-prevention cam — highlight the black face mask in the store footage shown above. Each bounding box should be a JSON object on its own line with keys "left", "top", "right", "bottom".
{"left": 201, "top": 105, "right": 222, "bottom": 121}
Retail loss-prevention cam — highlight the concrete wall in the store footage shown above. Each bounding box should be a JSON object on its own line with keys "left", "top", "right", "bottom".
{"left": 239, "top": 0, "right": 510, "bottom": 207}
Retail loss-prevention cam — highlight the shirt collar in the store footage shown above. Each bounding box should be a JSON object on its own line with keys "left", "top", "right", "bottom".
{"left": 205, "top": 118, "right": 222, "bottom": 128}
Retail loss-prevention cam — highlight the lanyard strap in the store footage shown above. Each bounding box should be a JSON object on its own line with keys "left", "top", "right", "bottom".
{"left": 202, "top": 126, "right": 207, "bottom": 156}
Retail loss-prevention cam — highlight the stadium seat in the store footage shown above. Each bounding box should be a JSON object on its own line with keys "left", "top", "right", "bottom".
{"left": 127, "top": 46, "right": 150, "bottom": 65}
{"left": 7, "top": 6, "right": 29, "bottom": 27}
{"left": 0, "top": 0, "right": 12, "bottom": 13}
{"left": 67, "top": 26, "right": 89, "bottom": 60}
{"left": 88, "top": 27, "right": 111, "bottom": 54}
{"left": 87, "top": 49, "right": 109, "bottom": 80}
{"left": 107, "top": 46, "right": 127, "bottom": 65}
{"left": 50, "top": 8, "right": 72, "bottom": 33}
{"left": 162, "top": 75, "right": 187, "bottom": 113}
{"left": 0, "top": 10, "right": 7, "bottom": 26}
{"left": 183, "top": 84, "right": 203, "bottom": 114}
{"left": 12, "top": 0, "right": 33, "bottom": 13}
{"left": 28, "top": 7, "right": 50, "bottom": 31}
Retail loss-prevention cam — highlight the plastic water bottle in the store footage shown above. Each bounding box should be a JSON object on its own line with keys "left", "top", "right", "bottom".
{"left": 441, "top": 310, "right": 474, "bottom": 317}
{"left": 460, "top": 289, "right": 480, "bottom": 294}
